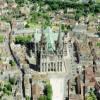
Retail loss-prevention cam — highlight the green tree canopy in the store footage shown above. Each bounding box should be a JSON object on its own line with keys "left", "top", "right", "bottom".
{"left": 9, "top": 77, "right": 16, "bottom": 85}
{"left": 15, "top": 0, "right": 25, "bottom": 5}
{"left": 86, "top": 89, "right": 97, "bottom": 100}
{"left": 26, "top": 96, "right": 30, "bottom": 100}
{"left": 15, "top": 35, "right": 32, "bottom": 45}
{"left": 38, "top": 95, "right": 47, "bottom": 100}
{"left": 9, "top": 60, "right": 16, "bottom": 67}
{"left": 44, "top": 83, "right": 52, "bottom": 100}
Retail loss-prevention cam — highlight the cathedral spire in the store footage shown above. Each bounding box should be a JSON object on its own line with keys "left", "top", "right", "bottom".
{"left": 40, "top": 26, "right": 46, "bottom": 49}
{"left": 56, "top": 25, "right": 62, "bottom": 49}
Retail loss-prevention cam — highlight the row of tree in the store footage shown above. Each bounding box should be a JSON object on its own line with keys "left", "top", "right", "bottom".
{"left": 38, "top": 83, "right": 52, "bottom": 100}
{"left": 15, "top": 35, "right": 32, "bottom": 45}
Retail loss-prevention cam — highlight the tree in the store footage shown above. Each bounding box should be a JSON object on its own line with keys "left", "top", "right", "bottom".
{"left": 38, "top": 96, "right": 47, "bottom": 100}
{"left": 44, "top": 84, "right": 52, "bottom": 100}
{"left": 9, "top": 77, "right": 16, "bottom": 85}
{"left": 26, "top": 96, "right": 30, "bottom": 100}
{"left": 95, "top": 4, "right": 100, "bottom": 13}
{"left": 50, "top": 3, "right": 59, "bottom": 10}
{"left": 9, "top": 60, "right": 16, "bottom": 66}
{"left": 61, "top": 24, "right": 65, "bottom": 31}
{"left": 3, "top": 83, "right": 12, "bottom": 95}
{"left": 0, "top": 83, "right": 2, "bottom": 91}
{"left": 86, "top": 89, "right": 97, "bottom": 100}
{"left": 75, "top": 14, "right": 80, "bottom": 21}
{"left": 15, "top": 0, "right": 25, "bottom": 5}
{"left": 97, "top": 26, "right": 100, "bottom": 32}
{"left": 25, "top": 24, "right": 30, "bottom": 28}
{"left": 4, "top": 83, "right": 12, "bottom": 92}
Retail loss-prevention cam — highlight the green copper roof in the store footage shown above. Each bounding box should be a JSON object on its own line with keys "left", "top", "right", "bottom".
{"left": 44, "top": 27, "right": 56, "bottom": 51}
{"left": 34, "top": 27, "right": 64, "bottom": 51}
{"left": 46, "top": 31, "right": 55, "bottom": 52}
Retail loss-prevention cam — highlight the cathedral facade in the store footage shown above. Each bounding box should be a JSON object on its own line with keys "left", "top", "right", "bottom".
{"left": 34, "top": 27, "right": 70, "bottom": 73}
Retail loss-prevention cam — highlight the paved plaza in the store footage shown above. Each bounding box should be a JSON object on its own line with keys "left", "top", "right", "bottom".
{"left": 49, "top": 74, "right": 65, "bottom": 100}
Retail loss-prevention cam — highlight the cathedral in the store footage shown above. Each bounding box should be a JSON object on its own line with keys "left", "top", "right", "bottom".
{"left": 34, "top": 27, "right": 72, "bottom": 73}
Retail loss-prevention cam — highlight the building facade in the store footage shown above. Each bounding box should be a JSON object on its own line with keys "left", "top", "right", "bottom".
{"left": 34, "top": 27, "right": 72, "bottom": 73}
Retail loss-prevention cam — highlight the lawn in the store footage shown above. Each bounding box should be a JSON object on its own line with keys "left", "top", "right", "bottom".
{"left": 96, "top": 0, "right": 100, "bottom": 3}
{"left": 97, "top": 42, "right": 100, "bottom": 47}
{"left": 0, "top": 35, "right": 4, "bottom": 43}
{"left": 28, "top": 22, "right": 41, "bottom": 29}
